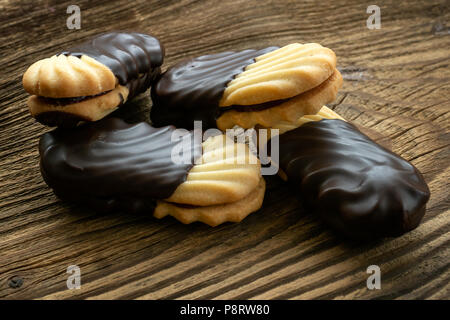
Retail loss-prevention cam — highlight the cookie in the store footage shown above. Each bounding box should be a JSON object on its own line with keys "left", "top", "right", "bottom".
{"left": 216, "top": 70, "right": 342, "bottom": 131}
{"left": 220, "top": 43, "right": 337, "bottom": 106}
{"left": 154, "top": 178, "right": 265, "bottom": 227}
{"left": 28, "top": 85, "right": 129, "bottom": 127}
{"left": 156, "top": 134, "right": 264, "bottom": 225}
{"left": 268, "top": 118, "right": 430, "bottom": 239}
{"left": 165, "top": 134, "right": 261, "bottom": 206}
{"left": 39, "top": 118, "right": 264, "bottom": 226}
{"left": 150, "top": 43, "right": 340, "bottom": 130}
{"left": 24, "top": 32, "right": 164, "bottom": 127}
{"left": 39, "top": 118, "right": 200, "bottom": 212}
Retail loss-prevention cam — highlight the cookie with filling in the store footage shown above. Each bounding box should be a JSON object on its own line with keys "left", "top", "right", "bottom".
{"left": 151, "top": 43, "right": 340, "bottom": 130}
{"left": 23, "top": 32, "right": 164, "bottom": 127}
{"left": 267, "top": 112, "right": 430, "bottom": 239}
{"left": 39, "top": 118, "right": 265, "bottom": 226}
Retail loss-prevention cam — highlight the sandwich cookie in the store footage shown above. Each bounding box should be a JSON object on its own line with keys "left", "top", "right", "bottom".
{"left": 268, "top": 108, "right": 430, "bottom": 239}
{"left": 151, "top": 43, "right": 342, "bottom": 130}
{"left": 23, "top": 32, "right": 164, "bottom": 127}
{"left": 39, "top": 118, "right": 264, "bottom": 226}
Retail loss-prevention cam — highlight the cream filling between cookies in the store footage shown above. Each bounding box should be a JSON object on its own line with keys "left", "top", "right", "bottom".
{"left": 36, "top": 90, "right": 115, "bottom": 106}
{"left": 219, "top": 71, "right": 338, "bottom": 114}
{"left": 216, "top": 69, "right": 343, "bottom": 130}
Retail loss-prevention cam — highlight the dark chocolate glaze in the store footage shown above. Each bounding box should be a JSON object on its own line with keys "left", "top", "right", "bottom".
{"left": 39, "top": 118, "right": 202, "bottom": 213}
{"left": 35, "top": 112, "right": 90, "bottom": 128}
{"left": 150, "top": 47, "right": 278, "bottom": 129}
{"left": 61, "top": 32, "right": 164, "bottom": 99}
{"left": 273, "top": 119, "right": 430, "bottom": 240}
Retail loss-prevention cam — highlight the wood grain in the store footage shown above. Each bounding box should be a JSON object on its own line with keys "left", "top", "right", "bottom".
{"left": 0, "top": 0, "right": 449, "bottom": 300}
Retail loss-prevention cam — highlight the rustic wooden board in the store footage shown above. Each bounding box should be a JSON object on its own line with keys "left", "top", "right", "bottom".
{"left": 0, "top": 0, "right": 449, "bottom": 300}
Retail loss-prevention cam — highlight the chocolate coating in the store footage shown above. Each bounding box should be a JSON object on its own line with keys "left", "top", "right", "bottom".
{"left": 274, "top": 119, "right": 430, "bottom": 239}
{"left": 39, "top": 118, "right": 202, "bottom": 213}
{"left": 35, "top": 112, "right": 90, "bottom": 128}
{"left": 61, "top": 32, "right": 164, "bottom": 99}
{"left": 150, "top": 47, "right": 278, "bottom": 129}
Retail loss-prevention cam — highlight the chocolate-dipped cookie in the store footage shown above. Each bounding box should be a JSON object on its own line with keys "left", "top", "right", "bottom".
{"left": 23, "top": 32, "right": 164, "bottom": 127}
{"left": 151, "top": 43, "right": 342, "bottom": 130}
{"left": 39, "top": 118, "right": 264, "bottom": 226}
{"left": 270, "top": 117, "right": 430, "bottom": 240}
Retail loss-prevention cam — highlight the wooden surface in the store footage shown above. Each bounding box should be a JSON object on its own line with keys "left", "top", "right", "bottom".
{"left": 0, "top": 0, "right": 449, "bottom": 300}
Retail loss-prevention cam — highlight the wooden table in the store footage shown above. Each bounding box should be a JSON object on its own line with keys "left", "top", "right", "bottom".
{"left": 0, "top": 0, "right": 448, "bottom": 300}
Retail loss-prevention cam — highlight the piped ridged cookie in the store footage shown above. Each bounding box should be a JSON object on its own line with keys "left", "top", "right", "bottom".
{"left": 39, "top": 118, "right": 200, "bottom": 211}
{"left": 267, "top": 110, "right": 430, "bottom": 240}
{"left": 28, "top": 85, "right": 129, "bottom": 127}
{"left": 23, "top": 32, "right": 164, "bottom": 127}
{"left": 151, "top": 43, "right": 341, "bottom": 130}
{"left": 23, "top": 54, "right": 117, "bottom": 98}
{"left": 216, "top": 70, "right": 342, "bottom": 130}
{"left": 39, "top": 118, "right": 264, "bottom": 226}
{"left": 165, "top": 134, "right": 261, "bottom": 206}
{"left": 220, "top": 43, "right": 337, "bottom": 106}
{"left": 154, "top": 178, "right": 265, "bottom": 227}
{"left": 156, "top": 134, "right": 265, "bottom": 226}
